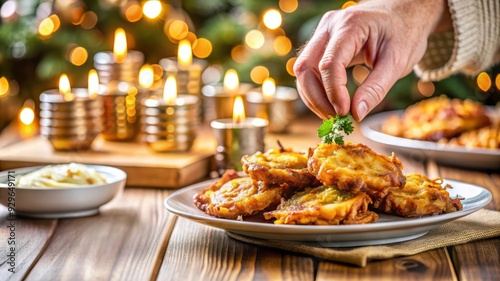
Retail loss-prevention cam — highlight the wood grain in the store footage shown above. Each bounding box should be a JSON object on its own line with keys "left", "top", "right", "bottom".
{"left": 156, "top": 217, "right": 315, "bottom": 281}
{"left": 0, "top": 208, "right": 57, "bottom": 281}
{"left": 23, "top": 188, "right": 174, "bottom": 281}
{"left": 316, "top": 249, "right": 456, "bottom": 281}
{"left": 451, "top": 239, "right": 500, "bottom": 281}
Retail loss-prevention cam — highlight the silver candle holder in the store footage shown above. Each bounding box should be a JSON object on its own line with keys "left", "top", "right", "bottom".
{"left": 140, "top": 94, "right": 200, "bottom": 152}
{"left": 39, "top": 89, "right": 102, "bottom": 151}
{"left": 93, "top": 47, "right": 145, "bottom": 142}
{"left": 246, "top": 86, "right": 299, "bottom": 133}
{"left": 211, "top": 117, "right": 268, "bottom": 172}
{"left": 201, "top": 82, "right": 253, "bottom": 122}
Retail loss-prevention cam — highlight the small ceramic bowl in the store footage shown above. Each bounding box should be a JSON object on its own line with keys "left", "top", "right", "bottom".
{"left": 0, "top": 165, "right": 127, "bottom": 218}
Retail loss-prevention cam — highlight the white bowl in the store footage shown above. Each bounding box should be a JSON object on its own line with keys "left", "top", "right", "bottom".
{"left": 0, "top": 165, "right": 127, "bottom": 218}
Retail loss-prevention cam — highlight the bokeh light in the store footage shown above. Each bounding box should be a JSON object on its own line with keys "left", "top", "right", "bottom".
{"left": 250, "top": 66, "right": 270, "bottom": 84}
{"left": 245, "top": 29, "right": 265, "bottom": 49}
{"left": 125, "top": 3, "right": 142, "bottom": 22}
{"left": 167, "top": 19, "right": 189, "bottom": 41}
{"left": 342, "top": 1, "right": 358, "bottom": 9}
{"left": 0, "top": 77, "right": 9, "bottom": 97}
{"left": 143, "top": 0, "right": 162, "bottom": 19}
{"left": 263, "top": 9, "right": 282, "bottom": 30}
{"left": 273, "top": 36, "right": 292, "bottom": 56}
{"left": 286, "top": 57, "right": 297, "bottom": 76}
{"left": 19, "top": 105, "right": 35, "bottom": 125}
{"left": 477, "top": 72, "right": 491, "bottom": 92}
{"left": 496, "top": 74, "right": 500, "bottom": 90}
{"left": 69, "top": 46, "right": 88, "bottom": 66}
{"left": 417, "top": 79, "right": 435, "bottom": 97}
{"left": 80, "top": 11, "right": 98, "bottom": 29}
{"left": 231, "top": 45, "right": 250, "bottom": 63}
{"left": 193, "top": 38, "right": 212, "bottom": 58}
{"left": 279, "top": 0, "right": 298, "bottom": 13}
{"left": 38, "top": 14, "right": 60, "bottom": 36}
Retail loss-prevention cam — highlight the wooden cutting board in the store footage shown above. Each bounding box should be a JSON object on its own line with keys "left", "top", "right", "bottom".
{"left": 0, "top": 134, "right": 216, "bottom": 188}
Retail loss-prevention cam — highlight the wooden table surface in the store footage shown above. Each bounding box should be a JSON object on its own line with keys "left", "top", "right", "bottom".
{"left": 0, "top": 113, "right": 499, "bottom": 281}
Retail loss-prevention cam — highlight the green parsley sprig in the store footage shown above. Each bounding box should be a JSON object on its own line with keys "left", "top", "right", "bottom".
{"left": 317, "top": 114, "right": 354, "bottom": 145}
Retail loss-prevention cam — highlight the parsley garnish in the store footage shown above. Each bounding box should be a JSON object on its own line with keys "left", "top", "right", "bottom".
{"left": 317, "top": 114, "right": 354, "bottom": 145}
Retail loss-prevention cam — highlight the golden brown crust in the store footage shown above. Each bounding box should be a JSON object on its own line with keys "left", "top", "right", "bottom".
{"left": 263, "top": 185, "right": 378, "bottom": 225}
{"left": 381, "top": 95, "right": 491, "bottom": 141}
{"left": 307, "top": 142, "right": 406, "bottom": 198}
{"left": 373, "top": 173, "right": 463, "bottom": 217}
{"left": 242, "top": 148, "right": 319, "bottom": 189}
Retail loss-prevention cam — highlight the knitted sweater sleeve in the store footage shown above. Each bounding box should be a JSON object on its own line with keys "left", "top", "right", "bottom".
{"left": 414, "top": 0, "right": 500, "bottom": 81}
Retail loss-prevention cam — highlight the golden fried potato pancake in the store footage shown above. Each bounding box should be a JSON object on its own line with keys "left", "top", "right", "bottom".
{"left": 381, "top": 95, "right": 491, "bottom": 141}
{"left": 439, "top": 124, "right": 500, "bottom": 149}
{"left": 307, "top": 142, "right": 406, "bottom": 198}
{"left": 242, "top": 147, "right": 318, "bottom": 189}
{"left": 194, "top": 171, "right": 294, "bottom": 219}
{"left": 264, "top": 185, "right": 378, "bottom": 225}
{"left": 373, "top": 173, "right": 463, "bottom": 217}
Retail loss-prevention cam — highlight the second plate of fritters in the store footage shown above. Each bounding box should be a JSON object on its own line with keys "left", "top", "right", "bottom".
{"left": 264, "top": 185, "right": 378, "bottom": 225}
{"left": 308, "top": 142, "right": 406, "bottom": 197}
{"left": 242, "top": 147, "right": 318, "bottom": 189}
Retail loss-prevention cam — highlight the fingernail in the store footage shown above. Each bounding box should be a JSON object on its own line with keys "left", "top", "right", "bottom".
{"left": 357, "top": 101, "right": 368, "bottom": 120}
{"left": 333, "top": 104, "right": 342, "bottom": 116}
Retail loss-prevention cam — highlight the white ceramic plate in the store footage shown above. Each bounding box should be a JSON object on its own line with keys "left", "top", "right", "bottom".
{"left": 165, "top": 178, "right": 492, "bottom": 247}
{"left": 0, "top": 165, "right": 127, "bottom": 218}
{"left": 360, "top": 110, "right": 500, "bottom": 170}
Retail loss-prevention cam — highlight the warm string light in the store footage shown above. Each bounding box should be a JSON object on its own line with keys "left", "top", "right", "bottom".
{"left": 18, "top": 99, "right": 36, "bottom": 137}
{"left": 143, "top": 0, "right": 162, "bottom": 19}
{"left": 113, "top": 28, "right": 128, "bottom": 63}
{"left": 163, "top": 75, "right": 177, "bottom": 105}
{"left": 232, "top": 96, "right": 245, "bottom": 124}
{"left": 223, "top": 69, "right": 239, "bottom": 94}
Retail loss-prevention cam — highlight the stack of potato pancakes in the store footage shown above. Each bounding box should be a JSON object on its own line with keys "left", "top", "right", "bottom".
{"left": 194, "top": 142, "right": 462, "bottom": 225}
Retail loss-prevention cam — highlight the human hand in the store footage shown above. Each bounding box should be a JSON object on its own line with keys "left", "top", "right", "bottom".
{"left": 293, "top": 0, "right": 450, "bottom": 121}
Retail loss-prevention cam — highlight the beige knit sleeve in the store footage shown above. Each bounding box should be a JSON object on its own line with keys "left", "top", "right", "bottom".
{"left": 414, "top": 0, "right": 500, "bottom": 81}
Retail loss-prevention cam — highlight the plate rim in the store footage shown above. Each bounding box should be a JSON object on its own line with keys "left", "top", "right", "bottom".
{"left": 164, "top": 178, "right": 492, "bottom": 237}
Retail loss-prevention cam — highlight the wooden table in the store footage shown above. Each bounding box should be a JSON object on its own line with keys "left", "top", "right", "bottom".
{"left": 1, "top": 113, "right": 499, "bottom": 281}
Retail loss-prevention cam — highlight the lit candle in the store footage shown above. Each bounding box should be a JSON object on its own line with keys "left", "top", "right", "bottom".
{"left": 140, "top": 75, "right": 200, "bottom": 152}
{"left": 224, "top": 69, "right": 240, "bottom": 95}
{"left": 246, "top": 78, "right": 299, "bottom": 133}
{"left": 210, "top": 97, "right": 268, "bottom": 172}
{"left": 59, "top": 74, "right": 74, "bottom": 101}
{"left": 262, "top": 77, "right": 276, "bottom": 102}
{"left": 113, "top": 28, "right": 128, "bottom": 63}
{"left": 139, "top": 64, "right": 154, "bottom": 90}
{"left": 202, "top": 69, "right": 254, "bottom": 122}
{"left": 177, "top": 39, "right": 193, "bottom": 70}
{"left": 38, "top": 74, "right": 103, "bottom": 150}
{"left": 88, "top": 69, "right": 99, "bottom": 99}
{"left": 163, "top": 75, "right": 177, "bottom": 106}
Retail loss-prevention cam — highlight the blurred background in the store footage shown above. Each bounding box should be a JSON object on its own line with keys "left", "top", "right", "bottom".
{"left": 1, "top": 0, "right": 499, "bottom": 130}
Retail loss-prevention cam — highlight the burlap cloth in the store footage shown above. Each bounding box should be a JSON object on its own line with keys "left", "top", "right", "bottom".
{"left": 226, "top": 209, "right": 500, "bottom": 267}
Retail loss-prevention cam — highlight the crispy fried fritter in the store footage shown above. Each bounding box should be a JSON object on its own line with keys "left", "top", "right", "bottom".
{"left": 373, "top": 173, "right": 463, "bottom": 217}
{"left": 381, "top": 95, "right": 491, "bottom": 141}
{"left": 439, "top": 124, "right": 500, "bottom": 149}
{"left": 307, "top": 142, "right": 406, "bottom": 198}
{"left": 263, "top": 185, "right": 378, "bottom": 225}
{"left": 242, "top": 147, "right": 318, "bottom": 189}
{"left": 193, "top": 170, "right": 295, "bottom": 219}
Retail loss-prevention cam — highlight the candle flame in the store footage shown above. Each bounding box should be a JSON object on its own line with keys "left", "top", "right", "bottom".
{"left": 59, "top": 74, "right": 71, "bottom": 95}
{"left": 113, "top": 28, "right": 128, "bottom": 63}
{"left": 223, "top": 69, "right": 239, "bottom": 94}
{"left": 232, "top": 96, "right": 245, "bottom": 123}
{"left": 88, "top": 69, "right": 99, "bottom": 98}
{"left": 139, "top": 64, "right": 154, "bottom": 89}
{"left": 177, "top": 39, "right": 192, "bottom": 69}
{"left": 262, "top": 77, "right": 276, "bottom": 99}
{"left": 163, "top": 75, "right": 177, "bottom": 105}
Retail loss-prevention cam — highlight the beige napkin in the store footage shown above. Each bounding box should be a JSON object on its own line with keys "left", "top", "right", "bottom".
{"left": 226, "top": 209, "right": 500, "bottom": 267}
